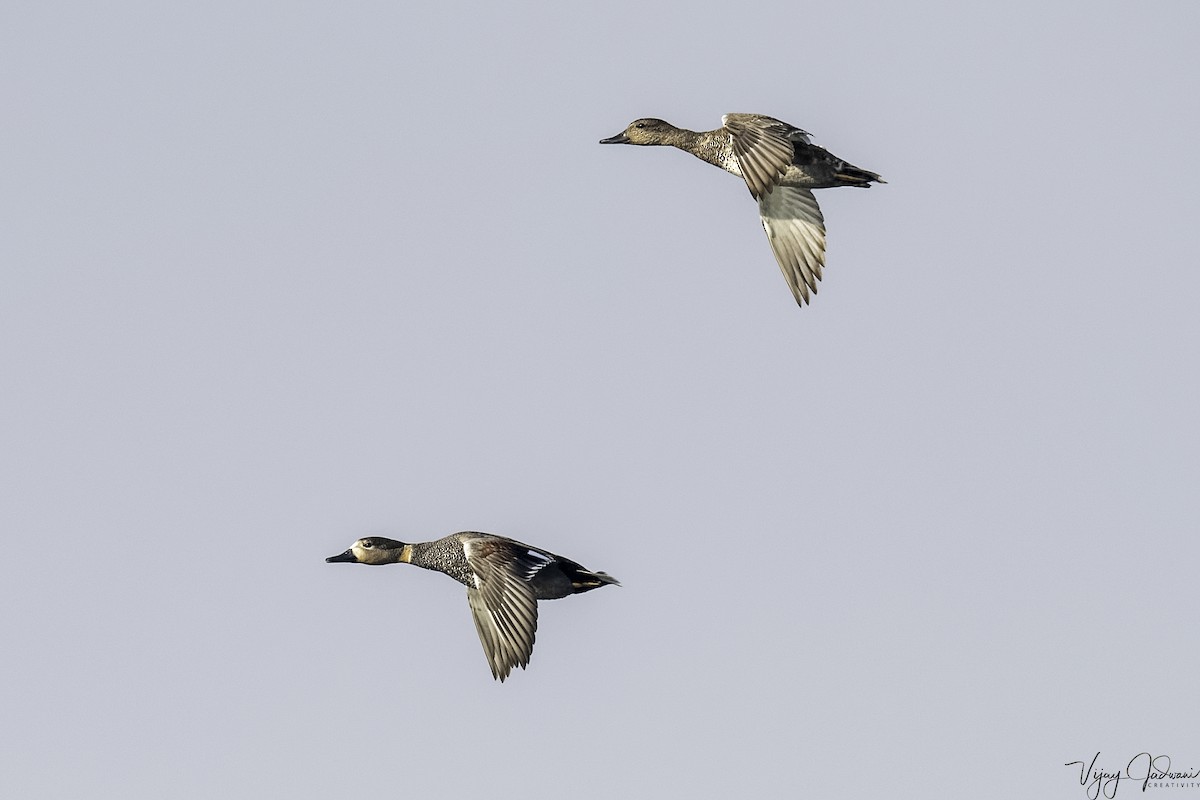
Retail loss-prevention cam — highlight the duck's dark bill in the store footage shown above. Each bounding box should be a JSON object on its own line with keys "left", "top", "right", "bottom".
{"left": 326, "top": 550, "right": 358, "bottom": 563}
{"left": 599, "top": 132, "right": 630, "bottom": 144}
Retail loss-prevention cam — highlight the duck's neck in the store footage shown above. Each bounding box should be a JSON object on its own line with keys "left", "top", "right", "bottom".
{"left": 660, "top": 125, "right": 698, "bottom": 147}
{"left": 673, "top": 127, "right": 737, "bottom": 174}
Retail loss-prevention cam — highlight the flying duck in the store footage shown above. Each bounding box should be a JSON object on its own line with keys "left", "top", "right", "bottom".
{"left": 326, "top": 532, "right": 619, "bottom": 681}
{"left": 600, "top": 113, "right": 884, "bottom": 306}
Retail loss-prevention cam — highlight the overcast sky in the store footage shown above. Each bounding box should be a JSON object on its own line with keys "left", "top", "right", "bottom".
{"left": 2, "top": 2, "right": 1198, "bottom": 798}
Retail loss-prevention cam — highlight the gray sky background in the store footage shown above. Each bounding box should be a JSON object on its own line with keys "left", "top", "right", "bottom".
{"left": 2, "top": 1, "right": 1198, "bottom": 798}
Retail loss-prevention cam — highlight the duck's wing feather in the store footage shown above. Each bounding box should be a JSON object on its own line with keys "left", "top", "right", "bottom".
{"left": 758, "top": 187, "right": 827, "bottom": 306}
{"left": 722, "top": 114, "right": 809, "bottom": 199}
{"left": 463, "top": 538, "right": 542, "bottom": 681}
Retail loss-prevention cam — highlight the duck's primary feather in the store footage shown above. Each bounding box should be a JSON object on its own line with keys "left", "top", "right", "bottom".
{"left": 759, "top": 186, "right": 827, "bottom": 305}
{"left": 464, "top": 537, "right": 541, "bottom": 679}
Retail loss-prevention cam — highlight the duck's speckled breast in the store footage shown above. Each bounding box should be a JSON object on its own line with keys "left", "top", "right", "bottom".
{"left": 689, "top": 132, "right": 741, "bottom": 177}
{"left": 411, "top": 535, "right": 474, "bottom": 587}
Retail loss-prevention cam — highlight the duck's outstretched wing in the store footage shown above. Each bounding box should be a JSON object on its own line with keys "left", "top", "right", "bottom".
{"left": 758, "top": 186, "right": 827, "bottom": 306}
{"left": 722, "top": 113, "right": 809, "bottom": 199}
{"left": 723, "top": 115, "right": 828, "bottom": 304}
{"left": 463, "top": 538, "right": 542, "bottom": 682}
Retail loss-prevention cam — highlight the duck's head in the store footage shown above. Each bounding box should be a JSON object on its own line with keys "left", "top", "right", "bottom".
{"left": 599, "top": 118, "right": 678, "bottom": 146}
{"left": 326, "top": 536, "right": 409, "bottom": 565}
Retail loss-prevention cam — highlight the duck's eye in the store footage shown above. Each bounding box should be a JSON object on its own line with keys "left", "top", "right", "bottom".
{"left": 361, "top": 539, "right": 374, "bottom": 548}
{"left": 634, "top": 122, "right": 646, "bottom": 129}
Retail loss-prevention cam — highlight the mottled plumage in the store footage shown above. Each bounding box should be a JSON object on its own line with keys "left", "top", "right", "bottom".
{"left": 326, "top": 532, "right": 618, "bottom": 681}
{"left": 600, "top": 113, "right": 885, "bottom": 306}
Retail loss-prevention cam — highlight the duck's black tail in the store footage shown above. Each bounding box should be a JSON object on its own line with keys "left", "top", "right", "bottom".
{"left": 836, "top": 162, "right": 886, "bottom": 187}
{"left": 572, "top": 569, "right": 621, "bottom": 592}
